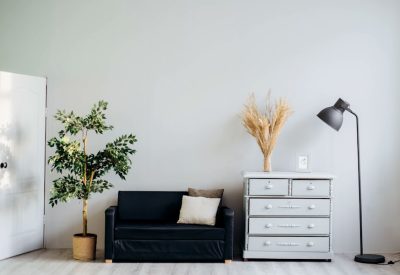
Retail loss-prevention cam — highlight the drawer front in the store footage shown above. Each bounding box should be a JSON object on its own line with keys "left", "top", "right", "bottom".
{"left": 248, "top": 236, "right": 329, "bottom": 252}
{"left": 249, "top": 178, "right": 289, "bottom": 196}
{"left": 249, "top": 217, "right": 330, "bottom": 235}
{"left": 292, "top": 180, "right": 330, "bottom": 197}
{"left": 249, "top": 199, "right": 330, "bottom": 216}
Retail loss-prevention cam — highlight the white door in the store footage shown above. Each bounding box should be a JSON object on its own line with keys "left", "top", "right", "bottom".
{"left": 0, "top": 71, "right": 46, "bottom": 260}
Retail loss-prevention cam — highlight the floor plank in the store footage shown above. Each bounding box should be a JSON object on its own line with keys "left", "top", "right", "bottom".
{"left": 0, "top": 249, "right": 399, "bottom": 275}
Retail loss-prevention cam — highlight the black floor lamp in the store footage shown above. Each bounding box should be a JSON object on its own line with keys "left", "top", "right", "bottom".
{"left": 317, "top": 98, "right": 385, "bottom": 264}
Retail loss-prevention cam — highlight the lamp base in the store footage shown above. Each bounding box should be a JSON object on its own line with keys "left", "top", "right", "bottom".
{"left": 354, "top": 254, "right": 385, "bottom": 264}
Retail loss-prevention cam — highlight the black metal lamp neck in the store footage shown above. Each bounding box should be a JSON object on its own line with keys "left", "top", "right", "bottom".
{"left": 347, "top": 108, "right": 357, "bottom": 117}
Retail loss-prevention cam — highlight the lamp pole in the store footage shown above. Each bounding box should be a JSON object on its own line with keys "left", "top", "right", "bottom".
{"left": 347, "top": 109, "right": 363, "bottom": 255}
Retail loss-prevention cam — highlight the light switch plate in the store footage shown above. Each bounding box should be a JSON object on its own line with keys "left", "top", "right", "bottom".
{"left": 295, "top": 153, "right": 311, "bottom": 172}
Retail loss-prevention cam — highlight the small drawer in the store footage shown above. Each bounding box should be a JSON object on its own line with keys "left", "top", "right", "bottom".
{"left": 249, "top": 198, "right": 330, "bottom": 216}
{"left": 292, "top": 180, "right": 330, "bottom": 197}
{"left": 249, "top": 217, "right": 330, "bottom": 235}
{"left": 248, "top": 236, "right": 329, "bottom": 252}
{"left": 248, "top": 178, "right": 289, "bottom": 196}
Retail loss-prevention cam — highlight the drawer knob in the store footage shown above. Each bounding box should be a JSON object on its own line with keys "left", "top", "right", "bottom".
{"left": 307, "top": 185, "right": 315, "bottom": 190}
{"left": 308, "top": 204, "right": 316, "bottom": 210}
{"left": 265, "top": 184, "right": 274, "bottom": 189}
{"left": 265, "top": 223, "right": 273, "bottom": 229}
{"left": 265, "top": 204, "right": 273, "bottom": 209}
{"left": 308, "top": 224, "right": 315, "bottom": 229}
{"left": 264, "top": 241, "right": 272, "bottom": 246}
{"left": 307, "top": 242, "right": 315, "bottom": 247}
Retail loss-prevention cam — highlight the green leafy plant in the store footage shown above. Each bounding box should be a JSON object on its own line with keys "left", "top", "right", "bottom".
{"left": 48, "top": 100, "right": 137, "bottom": 236}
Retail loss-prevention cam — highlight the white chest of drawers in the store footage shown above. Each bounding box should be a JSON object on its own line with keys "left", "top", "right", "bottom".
{"left": 243, "top": 172, "right": 334, "bottom": 260}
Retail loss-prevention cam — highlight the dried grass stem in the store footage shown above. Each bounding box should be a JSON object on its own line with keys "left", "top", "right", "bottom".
{"left": 242, "top": 93, "right": 292, "bottom": 172}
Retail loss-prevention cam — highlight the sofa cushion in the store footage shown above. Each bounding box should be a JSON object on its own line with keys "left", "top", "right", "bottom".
{"left": 118, "top": 191, "right": 187, "bottom": 221}
{"left": 113, "top": 239, "right": 224, "bottom": 262}
{"left": 114, "top": 221, "right": 225, "bottom": 240}
{"left": 177, "top": 195, "right": 221, "bottom": 226}
{"left": 188, "top": 188, "right": 224, "bottom": 198}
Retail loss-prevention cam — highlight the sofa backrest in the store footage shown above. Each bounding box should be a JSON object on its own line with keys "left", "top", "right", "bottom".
{"left": 118, "top": 191, "right": 187, "bottom": 221}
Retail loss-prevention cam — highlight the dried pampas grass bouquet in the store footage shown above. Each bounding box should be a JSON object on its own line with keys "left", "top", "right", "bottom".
{"left": 242, "top": 92, "right": 292, "bottom": 172}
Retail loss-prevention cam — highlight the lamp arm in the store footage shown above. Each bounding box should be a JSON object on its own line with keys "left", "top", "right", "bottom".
{"left": 347, "top": 108, "right": 364, "bottom": 255}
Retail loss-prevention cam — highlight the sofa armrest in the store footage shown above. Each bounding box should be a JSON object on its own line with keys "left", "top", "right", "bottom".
{"left": 217, "top": 206, "right": 234, "bottom": 260}
{"left": 105, "top": 206, "right": 118, "bottom": 260}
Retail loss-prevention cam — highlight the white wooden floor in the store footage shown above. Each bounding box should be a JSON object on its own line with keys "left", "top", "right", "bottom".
{"left": 0, "top": 249, "right": 399, "bottom": 275}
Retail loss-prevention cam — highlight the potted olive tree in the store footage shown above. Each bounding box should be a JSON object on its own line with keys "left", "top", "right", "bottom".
{"left": 48, "top": 100, "right": 136, "bottom": 261}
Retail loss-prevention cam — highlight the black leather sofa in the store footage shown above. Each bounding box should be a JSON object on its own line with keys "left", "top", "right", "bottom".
{"left": 105, "top": 191, "right": 234, "bottom": 263}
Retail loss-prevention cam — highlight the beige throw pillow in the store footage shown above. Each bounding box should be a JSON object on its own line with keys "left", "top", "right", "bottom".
{"left": 177, "top": 195, "right": 221, "bottom": 226}
{"left": 188, "top": 188, "right": 224, "bottom": 198}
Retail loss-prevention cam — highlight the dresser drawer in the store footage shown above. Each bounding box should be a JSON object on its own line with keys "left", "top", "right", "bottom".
{"left": 248, "top": 178, "right": 289, "bottom": 196}
{"left": 248, "top": 236, "right": 329, "bottom": 252}
{"left": 249, "top": 217, "right": 330, "bottom": 235}
{"left": 292, "top": 180, "right": 330, "bottom": 197}
{"left": 249, "top": 199, "right": 330, "bottom": 216}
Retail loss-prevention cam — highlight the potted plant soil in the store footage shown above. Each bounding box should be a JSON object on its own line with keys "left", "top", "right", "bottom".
{"left": 48, "top": 100, "right": 136, "bottom": 261}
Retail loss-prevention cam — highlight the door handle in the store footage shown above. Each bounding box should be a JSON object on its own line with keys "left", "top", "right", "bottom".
{"left": 0, "top": 162, "right": 7, "bottom": 169}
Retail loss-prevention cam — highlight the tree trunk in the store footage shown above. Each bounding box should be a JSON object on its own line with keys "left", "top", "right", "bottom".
{"left": 83, "top": 199, "right": 88, "bottom": 236}
{"left": 263, "top": 155, "right": 271, "bottom": 172}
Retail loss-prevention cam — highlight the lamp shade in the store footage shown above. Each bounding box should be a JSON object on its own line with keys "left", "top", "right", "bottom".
{"left": 317, "top": 98, "right": 350, "bottom": 131}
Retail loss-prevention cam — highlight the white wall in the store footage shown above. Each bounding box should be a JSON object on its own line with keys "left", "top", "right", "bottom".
{"left": 0, "top": 0, "right": 400, "bottom": 254}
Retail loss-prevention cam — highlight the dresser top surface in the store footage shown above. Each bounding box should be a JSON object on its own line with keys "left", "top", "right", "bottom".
{"left": 242, "top": 171, "right": 334, "bottom": 179}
